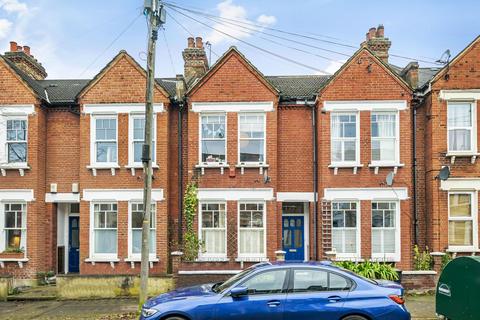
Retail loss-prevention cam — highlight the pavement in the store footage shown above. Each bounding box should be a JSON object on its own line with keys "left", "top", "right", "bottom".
{"left": 0, "top": 295, "right": 436, "bottom": 319}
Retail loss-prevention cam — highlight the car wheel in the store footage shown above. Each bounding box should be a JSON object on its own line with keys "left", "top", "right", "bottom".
{"left": 164, "top": 317, "right": 186, "bottom": 320}
{"left": 342, "top": 316, "right": 368, "bottom": 320}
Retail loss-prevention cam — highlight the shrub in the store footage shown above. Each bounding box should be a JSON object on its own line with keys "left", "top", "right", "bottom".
{"left": 334, "top": 261, "right": 399, "bottom": 281}
{"left": 441, "top": 252, "right": 453, "bottom": 271}
{"left": 182, "top": 182, "right": 202, "bottom": 261}
{"left": 413, "top": 245, "right": 433, "bottom": 270}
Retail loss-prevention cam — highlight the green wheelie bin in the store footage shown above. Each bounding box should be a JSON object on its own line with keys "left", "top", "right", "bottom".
{"left": 436, "top": 256, "right": 480, "bottom": 319}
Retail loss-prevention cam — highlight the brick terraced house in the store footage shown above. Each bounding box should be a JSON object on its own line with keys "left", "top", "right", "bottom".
{"left": 0, "top": 26, "right": 479, "bottom": 286}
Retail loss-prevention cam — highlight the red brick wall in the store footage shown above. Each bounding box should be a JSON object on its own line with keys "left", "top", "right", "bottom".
{"left": 77, "top": 54, "right": 171, "bottom": 274}
{"left": 423, "top": 39, "right": 480, "bottom": 252}
{"left": 317, "top": 49, "right": 414, "bottom": 269}
{"left": 0, "top": 59, "right": 50, "bottom": 279}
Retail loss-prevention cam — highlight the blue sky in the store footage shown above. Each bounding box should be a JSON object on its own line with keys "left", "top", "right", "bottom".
{"left": 0, "top": 0, "right": 478, "bottom": 79}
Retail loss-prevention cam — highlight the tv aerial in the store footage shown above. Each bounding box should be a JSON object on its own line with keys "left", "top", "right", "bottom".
{"left": 436, "top": 49, "right": 451, "bottom": 65}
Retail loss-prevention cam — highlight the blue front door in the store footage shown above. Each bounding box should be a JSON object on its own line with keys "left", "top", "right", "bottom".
{"left": 68, "top": 216, "right": 80, "bottom": 273}
{"left": 282, "top": 216, "right": 304, "bottom": 261}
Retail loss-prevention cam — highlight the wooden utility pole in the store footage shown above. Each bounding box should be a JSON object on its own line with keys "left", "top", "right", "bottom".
{"left": 139, "top": 0, "right": 165, "bottom": 309}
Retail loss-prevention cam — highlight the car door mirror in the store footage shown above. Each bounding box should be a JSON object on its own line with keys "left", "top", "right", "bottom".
{"left": 230, "top": 286, "right": 248, "bottom": 298}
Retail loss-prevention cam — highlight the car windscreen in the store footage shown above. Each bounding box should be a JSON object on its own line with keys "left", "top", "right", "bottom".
{"left": 214, "top": 267, "right": 256, "bottom": 293}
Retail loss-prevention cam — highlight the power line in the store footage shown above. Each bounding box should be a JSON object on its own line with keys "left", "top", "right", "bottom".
{"left": 168, "top": 6, "right": 329, "bottom": 74}
{"left": 164, "top": 1, "right": 442, "bottom": 65}
{"left": 178, "top": 6, "right": 350, "bottom": 62}
{"left": 162, "top": 28, "right": 176, "bottom": 75}
{"left": 79, "top": 12, "right": 143, "bottom": 77}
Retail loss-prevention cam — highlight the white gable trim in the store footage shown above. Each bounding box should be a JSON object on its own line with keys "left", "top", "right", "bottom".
{"left": 323, "top": 100, "right": 407, "bottom": 112}
{"left": 324, "top": 188, "right": 408, "bottom": 200}
{"left": 192, "top": 102, "right": 274, "bottom": 113}
{"left": 45, "top": 193, "right": 80, "bottom": 203}
{"left": 83, "top": 103, "right": 164, "bottom": 114}
{"left": 197, "top": 188, "right": 274, "bottom": 201}
{"left": 0, "top": 189, "right": 34, "bottom": 202}
{"left": 440, "top": 178, "right": 480, "bottom": 191}
{"left": 82, "top": 189, "right": 164, "bottom": 201}
{"left": 440, "top": 90, "right": 480, "bottom": 101}
{"left": 0, "top": 105, "right": 35, "bottom": 116}
{"left": 277, "top": 192, "right": 316, "bottom": 202}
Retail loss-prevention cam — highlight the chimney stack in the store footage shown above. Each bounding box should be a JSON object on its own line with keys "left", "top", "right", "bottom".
{"left": 4, "top": 41, "right": 47, "bottom": 80}
{"left": 182, "top": 36, "right": 209, "bottom": 84}
{"left": 361, "top": 24, "right": 391, "bottom": 63}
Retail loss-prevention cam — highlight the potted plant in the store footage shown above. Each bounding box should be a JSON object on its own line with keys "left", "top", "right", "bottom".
{"left": 0, "top": 247, "right": 25, "bottom": 259}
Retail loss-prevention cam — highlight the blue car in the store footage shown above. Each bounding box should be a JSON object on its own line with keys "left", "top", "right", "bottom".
{"left": 141, "top": 261, "right": 410, "bottom": 320}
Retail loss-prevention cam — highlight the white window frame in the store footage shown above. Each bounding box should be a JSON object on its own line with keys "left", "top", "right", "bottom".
{"left": 330, "top": 112, "right": 360, "bottom": 166}
{"left": 198, "top": 201, "right": 227, "bottom": 259}
{"left": 127, "top": 201, "right": 157, "bottom": 260}
{"left": 447, "top": 102, "right": 477, "bottom": 155}
{"left": 448, "top": 191, "right": 478, "bottom": 251}
{"left": 0, "top": 202, "right": 27, "bottom": 253}
{"left": 370, "top": 112, "right": 400, "bottom": 166}
{"left": 331, "top": 200, "right": 361, "bottom": 260}
{"left": 371, "top": 200, "right": 401, "bottom": 262}
{"left": 4, "top": 116, "right": 28, "bottom": 165}
{"left": 199, "top": 113, "right": 227, "bottom": 166}
{"left": 89, "top": 201, "right": 118, "bottom": 260}
{"left": 90, "top": 115, "right": 118, "bottom": 167}
{"left": 238, "top": 113, "right": 267, "bottom": 165}
{"left": 237, "top": 201, "right": 267, "bottom": 259}
{"left": 128, "top": 114, "right": 157, "bottom": 167}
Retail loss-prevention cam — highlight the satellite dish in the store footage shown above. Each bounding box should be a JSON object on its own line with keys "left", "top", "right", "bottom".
{"left": 438, "top": 166, "right": 450, "bottom": 181}
{"left": 386, "top": 172, "right": 395, "bottom": 186}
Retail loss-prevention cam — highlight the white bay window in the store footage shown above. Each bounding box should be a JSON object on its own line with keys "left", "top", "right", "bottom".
{"left": 448, "top": 192, "right": 476, "bottom": 249}
{"left": 332, "top": 201, "right": 359, "bottom": 258}
{"left": 448, "top": 102, "right": 476, "bottom": 154}
{"left": 331, "top": 113, "right": 359, "bottom": 165}
{"left": 129, "top": 202, "right": 156, "bottom": 258}
{"left": 372, "top": 201, "right": 400, "bottom": 261}
{"left": 238, "top": 202, "right": 266, "bottom": 258}
{"left": 91, "top": 203, "right": 117, "bottom": 259}
{"left": 371, "top": 112, "right": 398, "bottom": 164}
{"left": 1, "top": 203, "right": 27, "bottom": 252}
{"left": 199, "top": 203, "right": 226, "bottom": 258}
{"left": 239, "top": 113, "right": 265, "bottom": 164}
{"left": 200, "top": 114, "right": 226, "bottom": 164}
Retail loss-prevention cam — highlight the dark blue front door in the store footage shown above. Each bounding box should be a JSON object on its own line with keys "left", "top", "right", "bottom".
{"left": 68, "top": 216, "right": 79, "bottom": 273}
{"left": 282, "top": 216, "right": 304, "bottom": 261}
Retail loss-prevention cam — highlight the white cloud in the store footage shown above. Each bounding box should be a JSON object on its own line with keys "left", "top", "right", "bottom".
{"left": 256, "top": 14, "right": 276, "bottom": 26}
{"left": 206, "top": 0, "right": 277, "bottom": 44}
{"left": 324, "top": 60, "right": 344, "bottom": 74}
{"left": 0, "top": 0, "right": 28, "bottom": 16}
{"left": 0, "top": 19, "right": 12, "bottom": 39}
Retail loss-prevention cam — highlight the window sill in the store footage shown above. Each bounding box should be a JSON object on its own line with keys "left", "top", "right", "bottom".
{"left": 0, "top": 163, "right": 30, "bottom": 176}
{"left": 87, "top": 164, "right": 120, "bottom": 176}
{"left": 368, "top": 163, "right": 404, "bottom": 175}
{"left": 196, "top": 163, "right": 230, "bottom": 175}
{"left": 371, "top": 255, "right": 401, "bottom": 262}
{"left": 446, "top": 153, "right": 480, "bottom": 164}
{"left": 236, "top": 163, "right": 269, "bottom": 175}
{"left": 196, "top": 257, "right": 230, "bottom": 262}
{"left": 125, "top": 164, "right": 159, "bottom": 176}
{"left": 0, "top": 258, "right": 28, "bottom": 268}
{"left": 328, "top": 163, "right": 363, "bottom": 175}
{"left": 124, "top": 256, "right": 159, "bottom": 262}
{"left": 446, "top": 247, "right": 480, "bottom": 253}
{"left": 235, "top": 257, "right": 269, "bottom": 262}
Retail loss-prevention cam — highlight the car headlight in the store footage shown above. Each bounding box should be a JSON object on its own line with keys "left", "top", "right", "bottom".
{"left": 142, "top": 308, "right": 158, "bottom": 318}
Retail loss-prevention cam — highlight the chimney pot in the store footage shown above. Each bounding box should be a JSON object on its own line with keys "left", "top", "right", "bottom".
{"left": 23, "top": 46, "right": 30, "bottom": 56}
{"left": 17, "top": 46, "right": 22, "bottom": 51}
{"left": 376, "top": 24, "right": 385, "bottom": 38}
{"left": 187, "top": 37, "right": 194, "bottom": 48}
{"left": 9, "top": 41, "right": 17, "bottom": 52}
{"left": 195, "top": 37, "right": 203, "bottom": 49}
{"left": 369, "top": 27, "right": 376, "bottom": 39}
{"left": 366, "top": 32, "right": 371, "bottom": 41}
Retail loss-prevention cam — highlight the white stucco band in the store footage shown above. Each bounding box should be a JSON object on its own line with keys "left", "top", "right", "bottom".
{"left": 0, "top": 189, "right": 35, "bottom": 202}
{"left": 440, "top": 178, "right": 480, "bottom": 191}
{"left": 197, "top": 188, "right": 274, "bottom": 201}
{"left": 82, "top": 189, "right": 164, "bottom": 201}
{"left": 191, "top": 102, "right": 274, "bottom": 113}
{"left": 323, "top": 188, "right": 409, "bottom": 200}
{"left": 323, "top": 100, "right": 407, "bottom": 112}
{"left": 45, "top": 193, "right": 80, "bottom": 203}
{"left": 439, "top": 89, "right": 480, "bottom": 101}
{"left": 277, "top": 192, "right": 316, "bottom": 202}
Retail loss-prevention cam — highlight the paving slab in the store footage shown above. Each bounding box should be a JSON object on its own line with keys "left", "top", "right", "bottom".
{"left": 406, "top": 294, "right": 436, "bottom": 319}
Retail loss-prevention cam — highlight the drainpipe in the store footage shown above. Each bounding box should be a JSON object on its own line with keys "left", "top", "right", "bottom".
{"left": 309, "top": 99, "right": 318, "bottom": 261}
{"left": 177, "top": 101, "right": 184, "bottom": 245}
{"left": 412, "top": 94, "right": 423, "bottom": 246}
